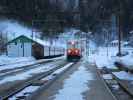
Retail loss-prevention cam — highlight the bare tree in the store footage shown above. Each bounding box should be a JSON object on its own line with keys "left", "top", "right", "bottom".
{"left": 0, "top": 24, "right": 7, "bottom": 55}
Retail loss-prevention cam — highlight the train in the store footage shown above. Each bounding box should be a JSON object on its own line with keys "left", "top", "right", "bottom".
{"left": 32, "top": 45, "right": 65, "bottom": 59}
{"left": 66, "top": 40, "right": 82, "bottom": 61}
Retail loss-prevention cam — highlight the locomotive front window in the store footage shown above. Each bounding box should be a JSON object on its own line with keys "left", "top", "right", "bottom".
{"left": 67, "top": 42, "right": 80, "bottom": 49}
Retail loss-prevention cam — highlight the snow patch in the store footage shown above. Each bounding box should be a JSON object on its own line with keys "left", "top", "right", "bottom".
{"left": 88, "top": 47, "right": 118, "bottom": 69}
{"left": 112, "top": 85, "right": 119, "bottom": 90}
{"left": 0, "top": 63, "right": 57, "bottom": 84}
{"left": 0, "top": 56, "right": 65, "bottom": 71}
{"left": 0, "top": 55, "right": 35, "bottom": 66}
{"left": 41, "top": 63, "right": 73, "bottom": 81}
{"left": 53, "top": 65, "right": 93, "bottom": 100}
{"left": 102, "top": 74, "right": 113, "bottom": 80}
{"left": 53, "top": 63, "right": 73, "bottom": 74}
{"left": 113, "top": 71, "right": 133, "bottom": 80}
{"left": 115, "top": 54, "right": 133, "bottom": 69}
{"left": 9, "top": 86, "right": 40, "bottom": 100}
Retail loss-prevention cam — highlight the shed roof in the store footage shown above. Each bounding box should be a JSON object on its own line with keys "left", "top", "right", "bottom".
{"left": 7, "top": 35, "right": 50, "bottom": 46}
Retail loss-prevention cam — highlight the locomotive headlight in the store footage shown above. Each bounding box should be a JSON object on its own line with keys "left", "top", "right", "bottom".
{"left": 68, "top": 50, "right": 71, "bottom": 53}
{"left": 75, "top": 50, "right": 78, "bottom": 53}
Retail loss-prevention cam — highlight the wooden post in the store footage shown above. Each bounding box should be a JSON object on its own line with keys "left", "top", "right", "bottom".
{"left": 118, "top": 12, "right": 122, "bottom": 56}
{"left": 22, "top": 40, "right": 24, "bottom": 57}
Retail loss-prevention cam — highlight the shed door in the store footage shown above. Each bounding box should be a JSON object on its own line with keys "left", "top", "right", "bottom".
{"left": 24, "top": 43, "right": 32, "bottom": 57}
{"left": 18, "top": 43, "right": 23, "bottom": 57}
{"left": 8, "top": 43, "right": 19, "bottom": 57}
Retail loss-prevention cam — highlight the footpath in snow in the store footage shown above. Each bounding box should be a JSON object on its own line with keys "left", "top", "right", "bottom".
{"left": 54, "top": 64, "right": 93, "bottom": 100}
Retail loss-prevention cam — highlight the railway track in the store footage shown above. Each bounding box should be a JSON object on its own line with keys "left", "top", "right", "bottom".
{"left": 0, "top": 59, "right": 62, "bottom": 80}
{"left": 0, "top": 59, "right": 50, "bottom": 73}
{"left": 97, "top": 66, "right": 133, "bottom": 100}
{"left": 27, "top": 61, "right": 80, "bottom": 100}
{"left": 0, "top": 57, "right": 64, "bottom": 78}
{"left": 0, "top": 59, "right": 35, "bottom": 66}
{"left": 0, "top": 59, "right": 75, "bottom": 100}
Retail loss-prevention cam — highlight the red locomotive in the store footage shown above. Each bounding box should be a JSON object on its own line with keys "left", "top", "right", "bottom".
{"left": 67, "top": 40, "right": 82, "bottom": 61}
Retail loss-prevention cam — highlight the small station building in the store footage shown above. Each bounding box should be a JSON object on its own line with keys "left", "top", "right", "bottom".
{"left": 6, "top": 35, "right": 64, "bottom": 59}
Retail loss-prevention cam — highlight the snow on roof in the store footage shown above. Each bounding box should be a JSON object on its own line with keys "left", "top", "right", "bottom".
{"left": 29, "top": 36, "right": 65, "bottom": 48}
{"left": 29, "top": 36, "right": 50, "bottom": 46}
{"left": 9, "top": 35, "right": 65, "bottom": 48}
{"left": 7, "top": 35, "right": 50, "bottom": 46}
{"left": 111, "top": 40, "right": 129, "bottom": 45}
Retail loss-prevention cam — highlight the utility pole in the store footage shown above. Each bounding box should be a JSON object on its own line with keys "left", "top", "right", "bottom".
{"left": 117, "top": 2, "right": 123, "bottom": 57}
{"left": 118, "top": 14, "right": 122, "bottom": 56}
{"left": 106, "top": 29, "right": 109, "bottom": 57}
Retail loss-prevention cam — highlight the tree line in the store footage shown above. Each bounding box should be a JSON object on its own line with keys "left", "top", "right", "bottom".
{"left": 0, "top": 0, "right": 133, "bottom": 38}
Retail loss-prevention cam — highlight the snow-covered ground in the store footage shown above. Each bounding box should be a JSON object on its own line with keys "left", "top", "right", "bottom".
{"left": 88, "top": 46, "right": 133, "bottom": 81}
{"left": 88, "top": 46, "right": 133, "bottom": 70}
{"left": 41, "top": 63, "right": 73, "bottom": 81}
{"left": 54, "top": 64, "right": 93, "bottom": 100}
{"left": 0, "top": 55, "right": 35, "bottom": 66}
{"left": 102, "top": 74, "right": 113, "bottom": 80}
{"left": 0, "top": 61, "right": 61, "bottom": 85}
{"left": 0, "top": 55, "right": 65, "bottom": 71}
{"left": 115, "top": 54, "right": 133, "bottom": 69}
{"left": 88, "top": 47, "right": 118, "bottom": 69}
{"left": 9, "top": 86, "right": 40, "bottom": 100}
{"left": 9, "top": 63, "right": 74, "bottom": 99}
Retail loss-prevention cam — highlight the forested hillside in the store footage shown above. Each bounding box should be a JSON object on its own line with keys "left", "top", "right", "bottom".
{"left": 0, "top": 0, "right": 133, "bottom": 39}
